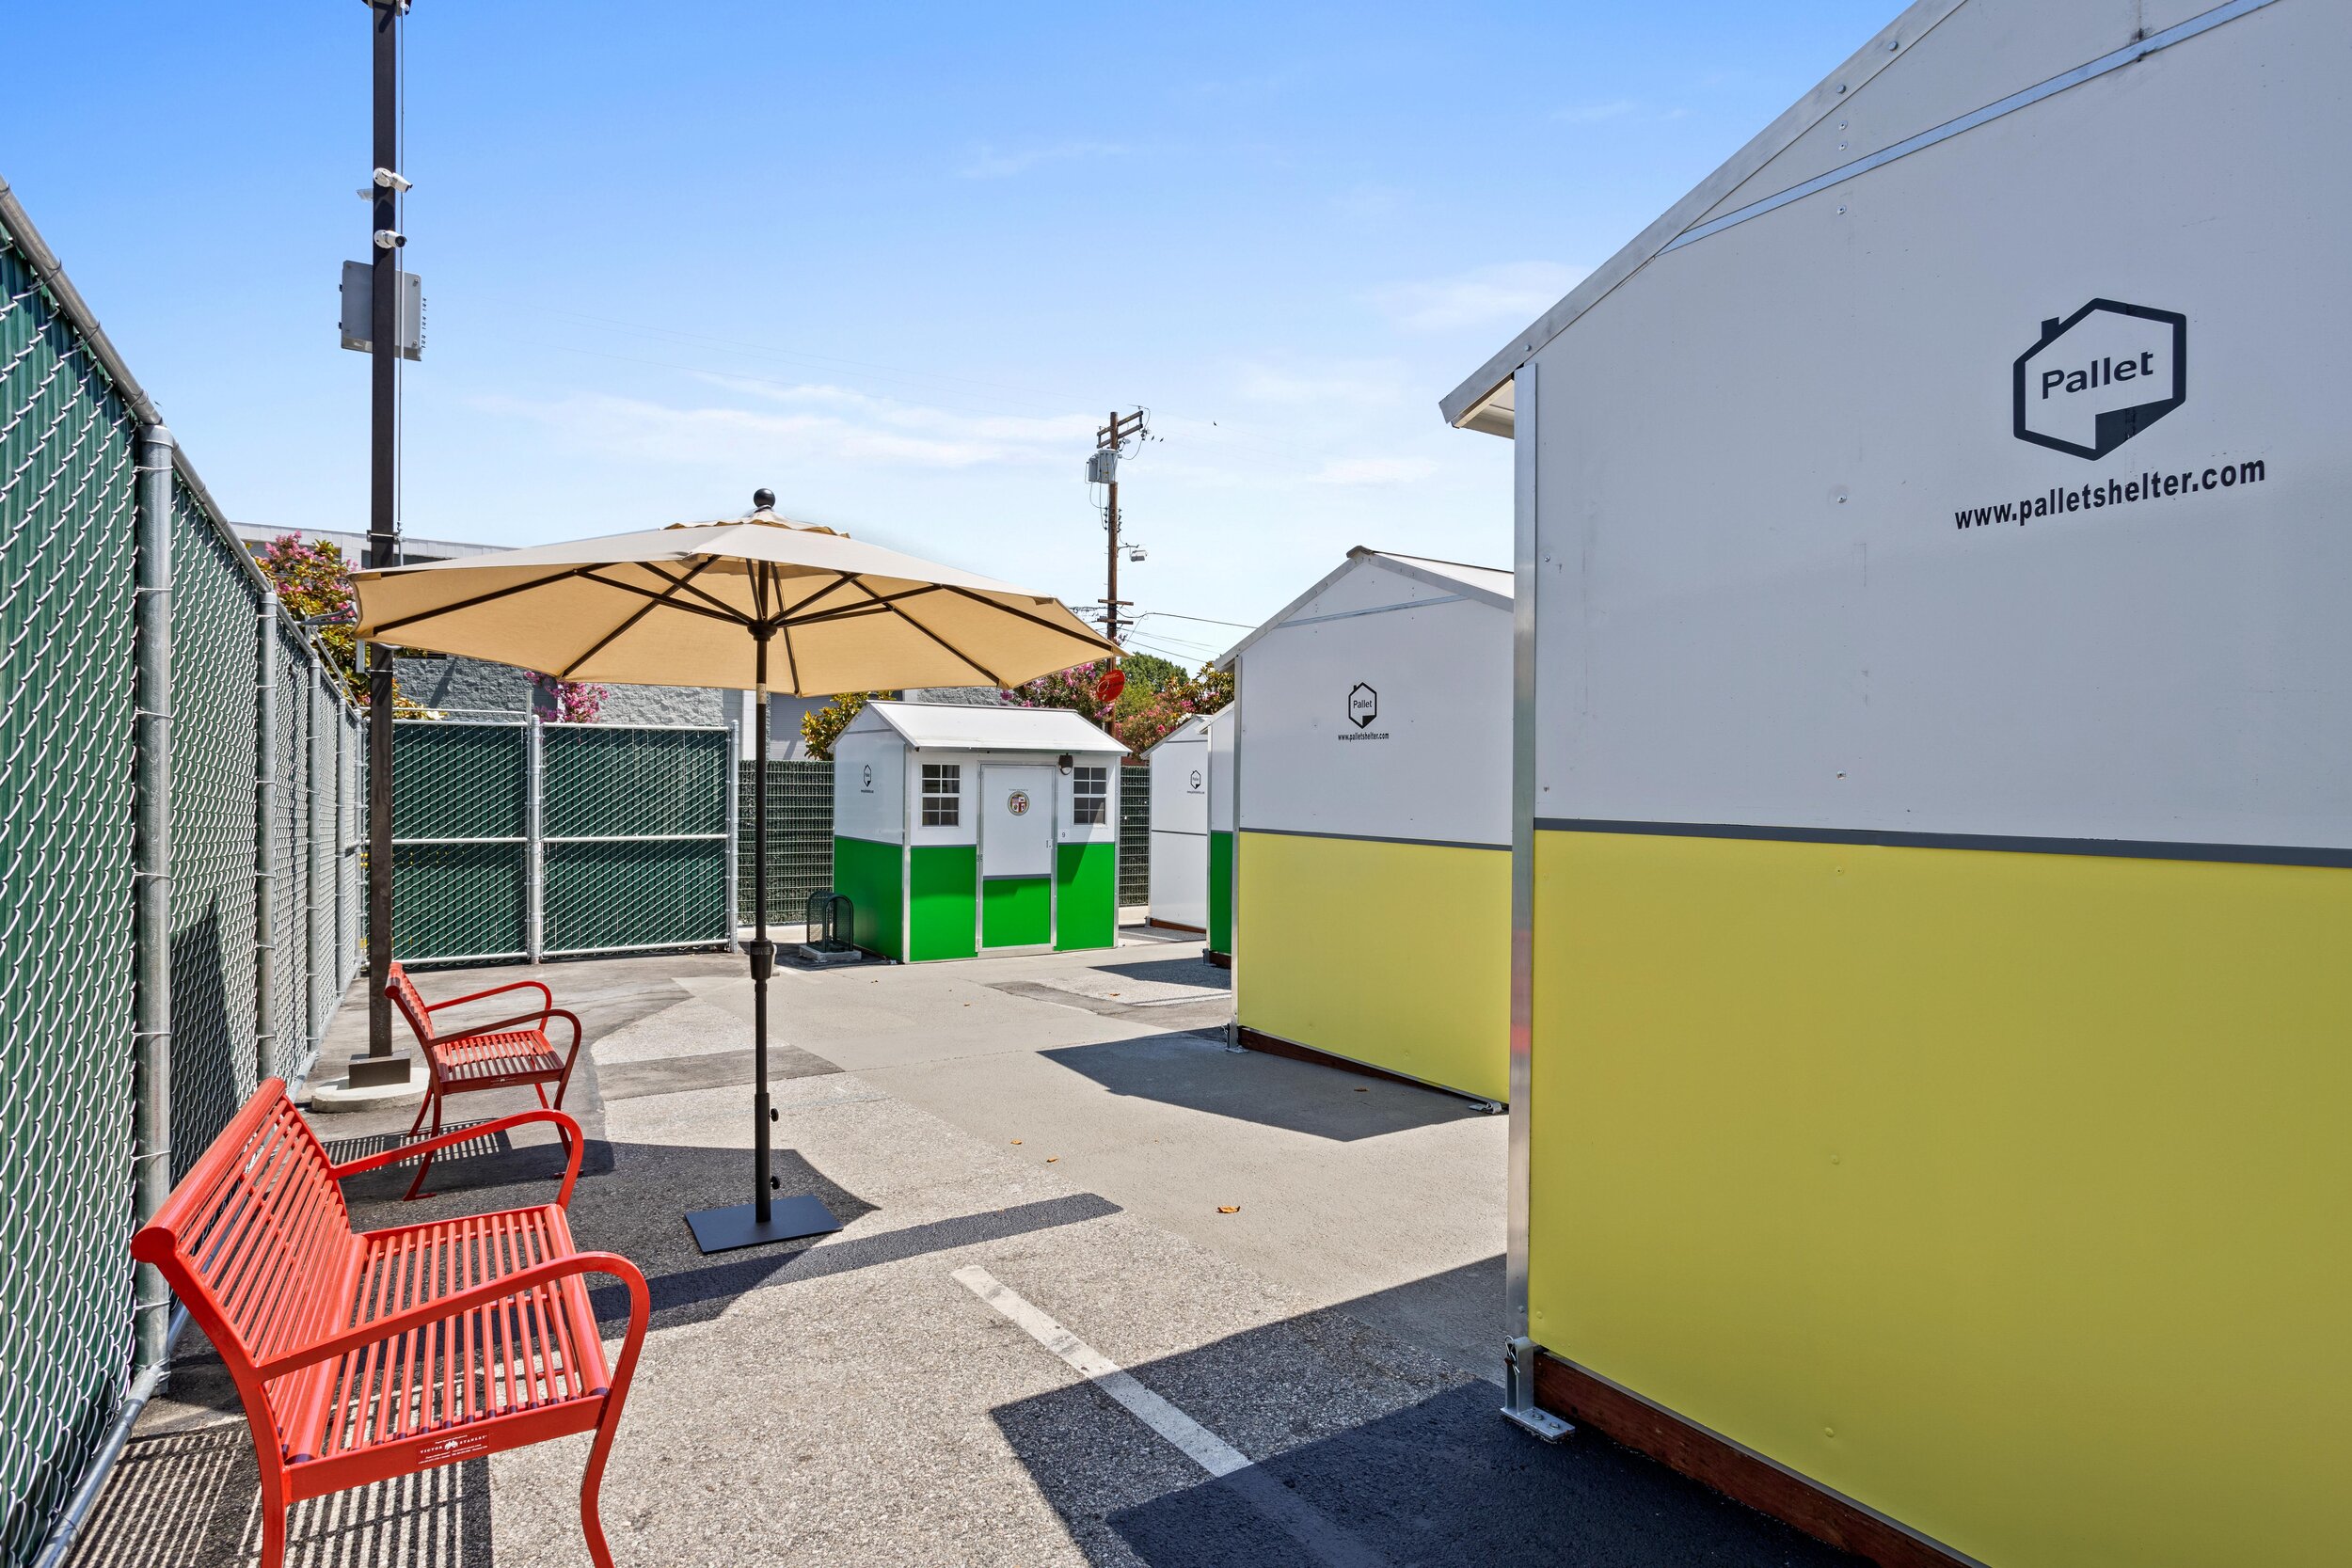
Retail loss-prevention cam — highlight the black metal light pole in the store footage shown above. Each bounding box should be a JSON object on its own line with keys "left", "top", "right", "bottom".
{"left": 357, "top": 0, "right": 411, "bottom": 1087}
{"left": 685, "top": 519, "right": 841, "bottom": 1253}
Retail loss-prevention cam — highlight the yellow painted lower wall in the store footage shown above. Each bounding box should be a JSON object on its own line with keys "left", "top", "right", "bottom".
{"left": 1529, "top": 828, "right": 2352, "bottom": 1568}
{"left": 1236, "top": 831, "right": 1508, "bottom": 1103}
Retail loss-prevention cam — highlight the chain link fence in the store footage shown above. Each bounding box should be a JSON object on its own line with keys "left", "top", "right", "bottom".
{"left": 738, "top": 758, "right": 834, "bottom": 924}
{"left": 0, "top": 190, "right": 366, "bottom": 1567}
{"left": 390, "top": 720, "right": 735, "bottom": 965}
{"left": 1119, "top": 762, "right": 1151, "bottom": 909}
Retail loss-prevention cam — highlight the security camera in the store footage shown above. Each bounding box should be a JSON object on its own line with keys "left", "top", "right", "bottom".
{"left": 372, "top": 167, "right": 413, "bottom": 193}
{"left": 373, "top": 229, "right": 405, "bottom": 249}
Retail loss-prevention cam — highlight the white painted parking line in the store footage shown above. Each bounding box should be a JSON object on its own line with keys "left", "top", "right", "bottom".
{"left": 951, "top": 1264, "right": 1249, "bottom": 1477}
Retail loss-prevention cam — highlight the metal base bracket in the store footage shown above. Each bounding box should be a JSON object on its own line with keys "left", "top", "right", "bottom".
{"left": 685, "top": 1196, "right": 841, "bottom": 1256}
{"left": 344, "top": 1051, "right": 414, "bottom": 1088}
{"left": 1502, "top": 1337, "right": 1574, "bottom": 1443}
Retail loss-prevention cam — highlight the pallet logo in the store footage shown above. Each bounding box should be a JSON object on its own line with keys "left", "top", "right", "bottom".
{"left": 1346, "top": 683, "right": 1378, "bottom": 729}
{"left": 2013, "top": 299, "right": 2186, "bottom": 460}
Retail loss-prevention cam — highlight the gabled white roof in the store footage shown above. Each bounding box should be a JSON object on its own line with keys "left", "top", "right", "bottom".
{"left": 1142, "top": 714, "right": 1209, "bottom": 755}
{"left": 847, "top": 700, "right": 1123, "bottom": 753}
{"left": 1214, "top": 546, "right": 1511, "bottom": 669}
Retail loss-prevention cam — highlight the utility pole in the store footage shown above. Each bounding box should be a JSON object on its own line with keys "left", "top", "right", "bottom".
{"left": 357, "top": 0, "right": 412, "bottom": 1086}
{"left": 1094, "top": 408, "right": 1147, "bottom": 645}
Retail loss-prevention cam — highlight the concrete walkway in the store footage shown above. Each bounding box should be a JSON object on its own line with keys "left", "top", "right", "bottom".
{"left": 73, "top": 935, "right": 1855, "bottom": 1568}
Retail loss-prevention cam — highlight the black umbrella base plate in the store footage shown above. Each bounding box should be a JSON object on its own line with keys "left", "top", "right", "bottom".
{"left": 685, "top": 1196, "right": 842, "bottom": 1255}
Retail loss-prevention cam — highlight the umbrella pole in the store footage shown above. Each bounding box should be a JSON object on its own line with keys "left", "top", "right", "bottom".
{"left": 684, "top": 629, "right": 841, "bottom": 1254}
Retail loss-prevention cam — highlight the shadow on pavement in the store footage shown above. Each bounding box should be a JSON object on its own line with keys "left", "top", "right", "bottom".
{"left": 1041, "top": 1032, "right": 1475, "bottom": 1142}
{"left": 993, "top": 1310, "right": 1863, "bottom": 1568}
{"left": 1088, "top": 955, "right": 1231, "bottom": 992}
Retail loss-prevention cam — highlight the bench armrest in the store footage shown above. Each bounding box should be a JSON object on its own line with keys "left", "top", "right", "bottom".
{"left": 428, "top": 1006, "right": 561, "bottom": 1047}
{"left": 253, "top": 1249, "right": 650, "bottom": 1382}
{"left": 428, "top": 977, "right": 554, "bottom": 1013}
{"left": 326, "top": 1108, "right": 584, "bottom": 1207}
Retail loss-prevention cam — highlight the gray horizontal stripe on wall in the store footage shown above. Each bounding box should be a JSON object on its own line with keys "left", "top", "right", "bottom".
{"left": 1243, "top": 826, "right": 1509, "bottom": 852}
{"left": 1535, "top": 817, "right": 2352, "bottom": 870}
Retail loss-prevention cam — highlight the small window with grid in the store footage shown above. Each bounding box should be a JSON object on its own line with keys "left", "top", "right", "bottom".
{"left": 1072, "top": 765, "right": 1109, "bottom": 826}
{"left": 921, "top": 763, "right": 961, "bottom": 827}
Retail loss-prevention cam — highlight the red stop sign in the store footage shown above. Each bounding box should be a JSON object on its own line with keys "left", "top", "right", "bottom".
{"left": 1095, "top": 669, "right": 1126, "bottom": 704}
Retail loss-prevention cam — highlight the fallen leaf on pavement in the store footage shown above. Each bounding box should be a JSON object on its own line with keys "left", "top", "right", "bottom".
{"left": 1217, "top": 1206, "right": 1240, "bottom": 1214}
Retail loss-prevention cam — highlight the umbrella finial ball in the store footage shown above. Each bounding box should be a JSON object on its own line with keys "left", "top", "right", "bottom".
{"left": 752, "top": 487, "right": 777, "bottom": 512}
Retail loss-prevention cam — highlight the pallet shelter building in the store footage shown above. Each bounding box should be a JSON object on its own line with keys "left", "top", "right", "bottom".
{"left": 1215, "top": 548, "right": 1512, "bottom": 1104}
{"left": 1142, "top": 715, "right": 1210, "bottom": 933}
{"left": 1440, "top": 2, "right": 2350, "bottom": 1564}
{"left": 831, "top": 702, "right": 1125, "bottom": 960}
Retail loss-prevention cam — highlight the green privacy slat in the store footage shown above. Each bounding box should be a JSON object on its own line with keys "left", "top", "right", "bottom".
{"left": 2, "top": 223, "right": 373, "bottom": 1564}
{"left": 0, "top": 235, "right": 141, "bottom": 1568}
{"left": 391, "top": 841, "right": 528, "bottom": 960}
{"left": 545, "top": 837, "right": 727, "bottom": 952}
{"left": 167, "top": 484, "right": 262, "bottom": 1171}
{"left": 545, "top": 724, "right": 727, "bottom": 838}
{"left": 391, "top": 721, "right": 525, "bottom": 839}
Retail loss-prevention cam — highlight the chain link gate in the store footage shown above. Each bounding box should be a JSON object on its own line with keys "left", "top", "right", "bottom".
{"left": 390, "top": 719, "right": 735, "bottom": 965}
{"left": 1, "top": 190, "right": 370, "bottom": 1567}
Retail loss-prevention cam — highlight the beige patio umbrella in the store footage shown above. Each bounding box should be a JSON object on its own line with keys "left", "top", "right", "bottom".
{"left": 352, "top": 496, "right": 1117, "bottom": 1252}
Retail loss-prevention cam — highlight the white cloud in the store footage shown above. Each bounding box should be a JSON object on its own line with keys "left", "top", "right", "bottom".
{"left": 1552, "top": 99, "right": 1639, "bottom": 125}
{"left": 1308, "top": 456, "right": 1437, "bottom": 486}
{"left": 472, "top": 385, "right": 1097, "bottom": 472}
{"left": 1368, "top": 261, "right": 1590, "bottom": 334}
{"left": 959, "top": 140, "right": 1127, "bottom": 179}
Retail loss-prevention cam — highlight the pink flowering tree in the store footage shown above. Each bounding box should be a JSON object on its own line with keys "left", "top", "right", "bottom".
{"left": 531, "top": 673, "right": 608, "bottom": 723}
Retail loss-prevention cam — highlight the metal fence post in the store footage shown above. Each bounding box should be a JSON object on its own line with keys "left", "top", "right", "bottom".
{"left": 307, "top": 648, "right": 328, "bottom": 1067}
{"left": 131, "top": 423, "right": 175, "bottom": 1377}
{"left": 527, "top": 715, "right": 546, "bottom": 963}
{"left": 253, "top": 607, "right": 278, "bottom": 1083}
{"left": 724, "top": 719, "right": 741, "bottom": 950}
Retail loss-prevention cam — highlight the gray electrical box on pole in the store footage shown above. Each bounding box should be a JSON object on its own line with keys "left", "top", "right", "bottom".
{"left": 339, "top": 260, "right": 422, "bottom": 359}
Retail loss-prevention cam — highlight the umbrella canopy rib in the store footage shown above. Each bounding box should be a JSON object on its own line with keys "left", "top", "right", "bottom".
{"left": 640, "top": 559, "right": 754, "bottom": 623}
{"left": 369, "top": 565, "right": 595, "bottom": 639}
{"left": 835, "top": 574, "right": 1005, "bottom": 686}
{"left": 557, "top": 556, "right": 723, "bottom": 679}
{"left": 575, "top": 568, "right": 747, "bottom": 626}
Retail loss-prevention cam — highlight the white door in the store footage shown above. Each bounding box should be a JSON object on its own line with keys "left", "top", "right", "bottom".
{"left": 978, "top": 765, "right": 1056, "bottom": 949}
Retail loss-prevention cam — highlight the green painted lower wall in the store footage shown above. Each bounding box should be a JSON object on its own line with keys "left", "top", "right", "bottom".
{"left": 1054, "top": 841, "right": 1116, "bottom": 951}
{"left": 981, "top": 877, "right": 1050, "bottom": 947}
{"left": 909, "top": 844, "right": 977, "bottom": 960}
{"left": 1529, "top": 828, "right": 2352, "bottom": 1568}
{"left": 1208, "top": 829, "right": 1234, "bottom": 955}
{"left": 830, "top": 836, "right": 904, "bottom": 959}
{"left": 1234, "top": 830, "right": 1508, "bottom": 1103}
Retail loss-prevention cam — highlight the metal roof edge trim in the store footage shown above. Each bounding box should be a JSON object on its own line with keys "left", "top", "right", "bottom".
{"left": 1213, "top": 547, "right": 1509, "bottom": 670}
{"left": 1436, "top": 0, "right": 1969, "bottom": 431}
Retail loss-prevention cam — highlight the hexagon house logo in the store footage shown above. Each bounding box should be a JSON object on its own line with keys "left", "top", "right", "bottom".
{"left": 2013, "top": 299, "right": 2185, "bottom": 460}
{"left": 1346, "top": 682, "right": 1378, "bottom": 730}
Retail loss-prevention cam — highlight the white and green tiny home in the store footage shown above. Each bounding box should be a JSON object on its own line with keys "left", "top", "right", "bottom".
{"left": 831, "top": 702, "right": 1124, "bottom": 960}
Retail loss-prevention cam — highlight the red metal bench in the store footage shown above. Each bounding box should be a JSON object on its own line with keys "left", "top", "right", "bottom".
{"left": 388, "top": 960, "right": 585, "bottom": 1198}
{"left": 132, "top": 1079, "right": 648, "bottom": 1568}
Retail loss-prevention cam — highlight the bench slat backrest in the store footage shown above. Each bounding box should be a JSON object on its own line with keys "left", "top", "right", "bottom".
{"left": 132, "top": 1081, "right": 357, "bottom": 1427}
{"left": 385, "top": 960, "right": 436, "bottom": 1044}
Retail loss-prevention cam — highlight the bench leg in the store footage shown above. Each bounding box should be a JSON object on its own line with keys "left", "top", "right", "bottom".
{"left": 260, "top": 1502, "right": 287, "bottom": 1568}
{"left": 403, "top": 1093, "right": 443, "bottom": 1202}
{"left": 581, "top": 1401, "right": 621, "bottom": 1568}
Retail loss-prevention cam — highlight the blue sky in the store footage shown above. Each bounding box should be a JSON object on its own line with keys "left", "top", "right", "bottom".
{"left": 6, "top": 1, "right": 1891, "bottom": 666}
